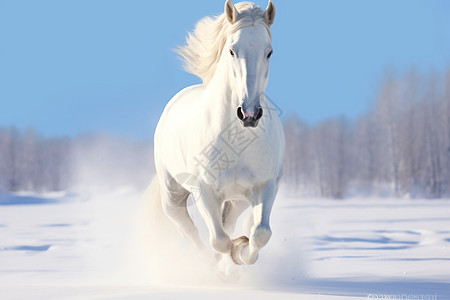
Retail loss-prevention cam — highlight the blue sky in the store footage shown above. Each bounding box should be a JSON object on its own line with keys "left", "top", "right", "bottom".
{"left": 1, "top": 0, "right": 449, "bottom": 140}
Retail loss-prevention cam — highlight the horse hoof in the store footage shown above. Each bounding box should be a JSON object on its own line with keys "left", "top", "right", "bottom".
{"left": 230, "top": 236, "right": 249, "bottom": 265}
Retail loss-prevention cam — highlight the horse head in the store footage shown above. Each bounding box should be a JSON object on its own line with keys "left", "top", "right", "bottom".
{"left": 224, "top": 0, "right": 276, "bottom": 128}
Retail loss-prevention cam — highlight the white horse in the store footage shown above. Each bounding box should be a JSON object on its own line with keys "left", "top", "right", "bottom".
{"left": 151, "top": 0, "right": 285, "bottom": 267}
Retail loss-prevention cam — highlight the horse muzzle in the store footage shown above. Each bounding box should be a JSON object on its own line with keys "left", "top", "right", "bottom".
{"left": 237, "top": 106, "right": 263, "bottom": 128}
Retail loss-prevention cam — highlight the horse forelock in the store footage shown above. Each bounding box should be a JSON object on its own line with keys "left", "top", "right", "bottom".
{"left": 175, "top": 2, "right": 272, "bottom": 86}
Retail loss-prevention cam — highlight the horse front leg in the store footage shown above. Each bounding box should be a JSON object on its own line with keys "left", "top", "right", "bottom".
{"left": 231, "top": 180, "right": 276, "bottom": 265}
{"left": 196, "top": 186, "right": 232, "bottom": 255}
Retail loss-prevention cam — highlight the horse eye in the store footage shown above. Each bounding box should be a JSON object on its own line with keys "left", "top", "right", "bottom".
{"left": 229, "top": 49, "right": 235, "bottom": 57}
{"left": 267, "top": 50, "right": 273, "bottom": 59}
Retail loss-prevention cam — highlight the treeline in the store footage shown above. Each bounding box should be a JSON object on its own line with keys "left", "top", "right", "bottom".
{"left": 0, "top": 128, "right": 71, "bottom": 192}
{"left": 283, "top": 69, "right": 450, "bottom": 198}
{"left": 2, "top": 69, "right": 450, "bottom": 198}
{"left": 0, "top": 128, "right": 153, "bottom": 193}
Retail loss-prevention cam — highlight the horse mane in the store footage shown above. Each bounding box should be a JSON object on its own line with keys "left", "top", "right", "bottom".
{"left": 176, "top": 2, "right": 272, "bottom": 86}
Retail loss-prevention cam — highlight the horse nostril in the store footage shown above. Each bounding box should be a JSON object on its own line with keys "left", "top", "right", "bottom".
{"left": 255, "top": 107, "right": 263, "bottom": 120}
{"left": 237, "top": 106, "right": 245, "bottom": 121}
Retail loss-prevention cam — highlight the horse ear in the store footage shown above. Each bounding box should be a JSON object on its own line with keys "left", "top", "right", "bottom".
{"left": 225, "top": 0, "right": 239, "bottom": 24}
{"left": 264, "top": 0, "right": 276, "bottom": 26}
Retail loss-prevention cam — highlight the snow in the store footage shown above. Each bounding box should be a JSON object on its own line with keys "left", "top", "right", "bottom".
{"left": 0, "top": 189, "right": 449, "bottom": 299}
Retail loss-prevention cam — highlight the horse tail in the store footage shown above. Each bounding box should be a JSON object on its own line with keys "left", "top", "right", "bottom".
{"left": 147, "top": 176, "right": 163, "bottom": 221}
{"left": 145, "top": 176, "right": 168, "bottom": 230}
{"left": 144, "top": 176, "right": 178, "bottom": 237}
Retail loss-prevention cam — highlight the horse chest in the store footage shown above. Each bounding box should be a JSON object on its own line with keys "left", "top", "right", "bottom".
{"left": 190, "top": 129, "right": 280, "bottom": 188}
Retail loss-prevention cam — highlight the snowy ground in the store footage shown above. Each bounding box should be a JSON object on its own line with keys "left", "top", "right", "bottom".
{"left": 0, "top": 188, "right": 449, "bottom": 299}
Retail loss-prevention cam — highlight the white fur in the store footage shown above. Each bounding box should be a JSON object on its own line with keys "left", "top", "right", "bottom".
{"left": 151, "top": 0, "right": 284, "bottom": 267}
